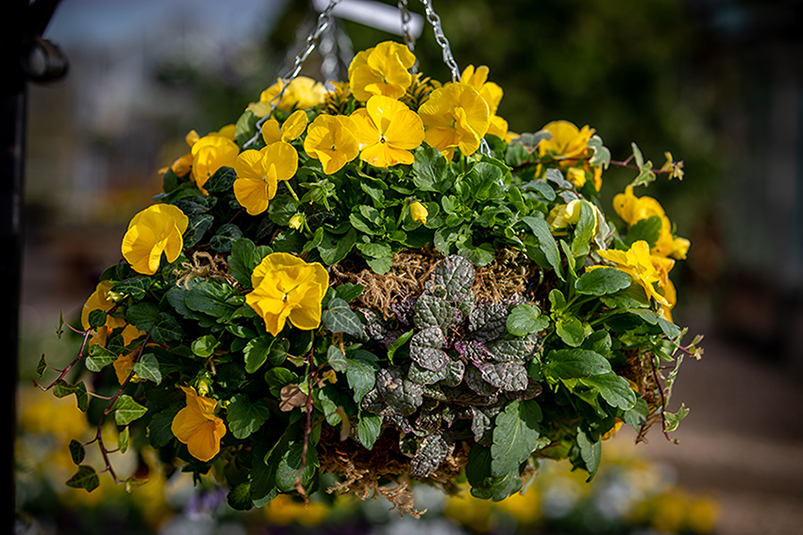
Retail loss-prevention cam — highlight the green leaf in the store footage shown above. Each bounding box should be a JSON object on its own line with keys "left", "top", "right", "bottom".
{"left": 571, "top": 201, "right": 597, "bottom": 257}
{"left": 210, "top": 223, "right": 244, "bottom": 253}
{"left": 317, "top": 228, "right": 357, "bottom": 265}
{"left": 227, "top": 394, "right": 271, "bottom": 439}
{"left": 86, "top": 344, "right": 118, "bottom": 373}
{"left": 357, "top": 413, "right": 383, "bottom": 450}
{"left": 243, "top": 335, "right": 275, "bottom": 374}
{"left": 118, "top": 426, "right": 130, "bottom": 454}
{"left": 204, "top": 166, "right": 236, "bottom": 193}
{"left": 345, "top": 351, "right": 379, "bottom": 404}
{"left": 664, "top": 403, "right": 690, "bottom": 433}
{"left": 227, "top": 482, "right": 253, "bottom": 511}
{"left": 522, "top": 215, "right": 563, "bottom": 279}
{"left": 334, "top": 282, "right": 364, "bottom": 303}
{"left": 624, "top": 215, "right": 663, "bottom": 248}
{"left": 321, "top": 297, "right": 364, "bottom": 337}
{"left": 185, "top": 281, "right": 238, "bottom": 319}
{"left": 575, "top": 268, "right": 632, "bottom": 296}
{"left": 228, "top": 238, "right": 271, "bottom": 288}
{"left": 87, "top": 309, "right": 107, "bottom": 330}
{"left": 126, "top": 302, "right": 160, "bottom": 332}
{"left": 555, "top": 315, "right": 592, "bottom": 347}
{"left": 542, "top": 349, "right": 612, "bottom": 380}
{"left": 234, "top": 109, "right": 258, "bottom": 146}
{"left": 183, "top": 213, "right": 215, "bottom": 248}
{"left": 133, "top": 353, "right": 162, "bottom": 384}
{"left": 69, "top": 439, "right": 85, "bottom": 465}
{"left": 151, "top": 313, "right": 184, "bottom": 344}
{"left": 579, "top": 372, "right": 637, "bottom": 410}
{"left": 412, "top": 145, "right": 455, "bottom": 193}
{"left": 506, "top": 304, "right": 549, "bottom": 336}
{"left": 466, "top": 445, "right": 523, "bottom": 502}
{"left": 111, "top": 276, "right": 152, "bottom": 301}
{"left": 148, "top": 406, "right": 181, "bottom": 449}
{"left": 53, "top": 380, "right": 89, "bottom": 412}
{"left": 114, "top": 394, "right": 148, "bottom": 426}
{"left": 268, "top": 195, "right": 300, "bottom": 226}
{"left": 577, "top": 427, "right": 602, "bottom": 479}
{"left": 326, "top": 345, "right": 348, "bottom": 373}
{"left": 490, "top": 400, "right": 542, "bottom": 477}
{"left": 66, "top": 465, "right": 99, "bottom": 492}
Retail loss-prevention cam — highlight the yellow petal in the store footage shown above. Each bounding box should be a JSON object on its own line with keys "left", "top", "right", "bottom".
{"left": 234, "top": 178, "right": 271, "bottom": 216}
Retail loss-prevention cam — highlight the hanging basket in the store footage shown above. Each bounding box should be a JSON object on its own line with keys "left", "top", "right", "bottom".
{"left": 37, "top": 0, "right": 699, "bottom": 517}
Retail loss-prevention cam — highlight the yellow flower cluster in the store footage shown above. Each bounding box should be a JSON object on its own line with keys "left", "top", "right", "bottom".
{"left": 539, "top": 120, "right": 602, "bottom": 191}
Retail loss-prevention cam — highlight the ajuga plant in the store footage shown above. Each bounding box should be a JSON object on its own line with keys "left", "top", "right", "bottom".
{"left": 36, "top": 36, "right": 701, "bottom": 517}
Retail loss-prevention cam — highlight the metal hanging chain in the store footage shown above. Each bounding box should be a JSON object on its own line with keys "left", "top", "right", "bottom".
{"left": 417, "top": 0, "right": 460, "bottom": 82}
{"left": 414, "top": 0, "right": 491, "bottom": 155}
{"left": 244, "top": 0, "right": 341, "bottom": 148}
{"left": 398, "top": 0, "right": 419, "bottom": 73}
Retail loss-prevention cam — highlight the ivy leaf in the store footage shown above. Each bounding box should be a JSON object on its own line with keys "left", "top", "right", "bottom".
{"left": 227, "top": 394, "right": 271, "bottom": 439}
{"left": 321, "top": 297, "right": 364, "bottom": 337}
{"left": 490, "top": 399, "right": 542, "bottom": 477}
{"left": 69, "top": 439, "right": 85, "bottom": 465}
{"left": 575, "top": 268, "right": 632, "bottom": 296}
{"left": 86, "top": 344, "right": 118, "bottom": 373}
{"left": 118, "top": 426, "right": 130, "bottom": 454}
{"left": 114, "top": 394, "right": 148, "bottom": 426}
{"left": 126, "top": 302, "right": 160, "bottom": 332}
{"left": 150, "top": 312, "right": 184, "bottom": 344}
{"left": 53, "top": 380, "right": 89, "bottom": 412}
{"left": 66, "top": 465, "right": 99, "bottom": 492}
{"left": 133, "top": 353, "right": 162, "bottom": 384}
{"left": 326, "top": 344, "right": 348, "bottom": 373}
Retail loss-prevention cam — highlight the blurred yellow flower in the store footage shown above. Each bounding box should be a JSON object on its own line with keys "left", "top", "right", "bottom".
{"left": 264, "top": 494, "right": 330, "bottom": 526}
{"left": 409, "top": 200, "right": 428, "bottom": 224}
{"left": 246, "top": 253, "right": 329, "bottom": 336}
{"left": 303, "top": 114, "right": 361, "bottom": 174}
{"left": 250, "top": 77, "right": 326, "bottom": 116}
{"left": 233, "top": 141, "right": 298, "bottom": 216}
{"left": 122, "top": 204, "right": 189, "bottom": 275}
{"left": 538, "top": 120, "right": 595, "bottom": 164}
{"left": 111, "top": 324, "right": 149, "bottom": 384}
{"left": 418, "top": 82, "right": 490, "bottom": 160}
{"left": 351, "top": 95, "right": 424, "bottom": 167}
{"left": 191, "top": 132, "right": 239, "bottom": 193}
{"left": 261, "top": 109, "right": 308, "bottom": 146}
{"left": 171, "top": 386, "right": 226, "bottom": 462}
{"left": 348, "top": 41, "right": 416, "bottom": 102}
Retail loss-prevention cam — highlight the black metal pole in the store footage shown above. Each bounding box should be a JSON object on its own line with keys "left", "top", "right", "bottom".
{"left": 4, "top": 0, "right": 67, "bottom": 530}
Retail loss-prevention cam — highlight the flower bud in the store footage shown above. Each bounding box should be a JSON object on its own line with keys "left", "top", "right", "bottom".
{"left": 409, "top": 201, "right": 428, "bottom": 224}
{"left": 288, "top": 213, "right": 305, "bottom": 230}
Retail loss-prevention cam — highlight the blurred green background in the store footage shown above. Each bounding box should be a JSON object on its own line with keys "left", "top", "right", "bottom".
{"left": 16, "top": 0, "right": 803, "bottom": 533}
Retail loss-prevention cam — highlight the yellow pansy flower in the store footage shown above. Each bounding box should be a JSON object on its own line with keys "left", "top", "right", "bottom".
{"left": 246, "top": 253, "right": 329, "bottom": 336}
{"left": 651, "top": 253, "right": 677, "bottom": 321}
{"left": 409, "top": 201, "right": 428, "bottom": 224}
{"left": 351, "top": 95, "right": 424, "bottom": 167}
{"left": 348, "top": 41, "right": 416, "bottom": 102}
{"left": 594, "top": 240, "right": 669, "bottom": 307}
{"left": 261, "top": 109, "right": 308, "bottom": 146}
{"left": 418, "top": 82, "right": 490, "bottom": 160}
{"left": 122, "top": 204, "right": 189, "bottom": 275}
{"left": 264, "top": 494, "right": 330, "bottom": 526}
{"left": 190, "top": 132, "right": 239, "bottom": 193}
{"left": 613, "top": 186, "right": 689, "bottom": 259}
{"left": 233, "top": 141, "right": 298, "bottom": 216}
{"left": 82, "top": 280, "right": 127, "bottom": 332}
{"left": 303, "top": 114, "right": 361, "bottom": 175}
{"left": 249, "top": 77, "right": 327, "bottom": 117}
{"left": 111, "top": 324, "right": 150, "bottom": 384}
{"left": 460, "top": 65, "right": 514, "bottom": 142}
{"left": 171, "top": 386, "right": 227, "bottom": 463}
{"left": 538, "top": 120, "right": 595, "bottom": 164}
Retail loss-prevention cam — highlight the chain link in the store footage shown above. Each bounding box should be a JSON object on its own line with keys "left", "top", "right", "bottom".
{"left": 398, "top": 0, "right": 419, "bottom": 73}
{"left": 244, "top": 0, "right": 342, "bottom": 148}
{"left": 417, "top": 0, "right": 460, "bottom": 82}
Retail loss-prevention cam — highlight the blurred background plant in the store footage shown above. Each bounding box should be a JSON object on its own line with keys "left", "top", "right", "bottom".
{"left": 16, "top": 0, "right": 803, "bottom": 533}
